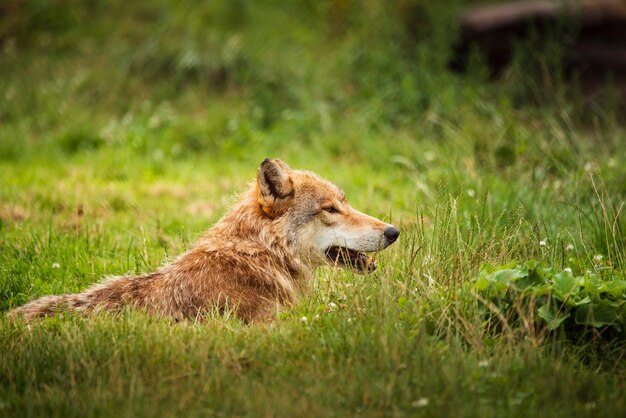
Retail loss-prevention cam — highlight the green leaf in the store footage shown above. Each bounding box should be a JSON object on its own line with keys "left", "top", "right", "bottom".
{"left": 605, "top": 280, "right": 626, "bottom": 298}
{"left": 595, "top": 298, "right": 624, "bottom": 308}
{"left": 582, "top": 274, "right": 605, "bottom": 296}
{"left": 552, "top": 271, "right": 578, "bottom": 301}
{"left": 514, "top": 259, "right": 541, "bottom": 290}
{"left": 575, "top": 303, "right": 619, "bottom": 328}
{"left": 475, "top": 274, "right": 490, "bottom": 292}
{"left": 524, "top": 260, "right": 538, "bottom": 270}
{"left": 538, "top": 304, "right": 570, "bottom": 331}
{"left": 473, "top": 261, "right": 626, "bottom": 333}
{"left": 489, "top": 268, "right": 528, "bottom": 292}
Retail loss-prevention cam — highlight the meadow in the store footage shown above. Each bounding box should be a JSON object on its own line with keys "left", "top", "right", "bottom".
{"left": 1, "top": 1, "right": 625, "bottom": 416}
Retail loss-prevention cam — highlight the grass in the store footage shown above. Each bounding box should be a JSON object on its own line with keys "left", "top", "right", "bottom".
{"left": 1, "top": 0, "right": 625, "bottom": 416}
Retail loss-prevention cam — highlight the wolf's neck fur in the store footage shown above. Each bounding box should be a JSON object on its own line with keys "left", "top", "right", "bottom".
{"left": 198, "top": 185, "right": 308, "bottom": 280}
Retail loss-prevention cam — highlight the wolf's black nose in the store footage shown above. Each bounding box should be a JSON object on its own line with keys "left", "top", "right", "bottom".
{"left": 384, "top": 227, "right": 400, "bottom": 244}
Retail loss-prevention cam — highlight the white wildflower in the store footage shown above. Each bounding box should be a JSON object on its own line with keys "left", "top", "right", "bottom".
{"left": 328, "top": 302, "right": 337, "bottom": 309}
{"left": 300, "top": 316, "right": 308, "bottom": 324}
{"left": 593, "top": 255, "right": 603, "bottom": 264}
{"left": 585, "top": 402, "right": 596, "bottom": 410}
{"left": 564, "top": 268, "right": 573, "bottom": 274}
{"left": 565, "top": 244, "right": 574, "bottom": 251}
{"left": 52, "top": 262, "right": 60, "bottom": 269}
{"left": 539, "top": 240, "right": 547, "bottom": 247}
{"left": 148, "top": 115, "right": 161, "bottom": 129}
{"left": 152, "top": 148, "right": 164, "bottom": 161}
{"left": 412, "top": 398, "right": 429, "bottom": 408}
{"left": 313, "top": 314, "right": 320, "bottom": 321}
{"left": 227, "top": 118, "right": 239, "bottom": 132}
{"left": 478, "top": 360, "right": 490, "bottom": 368}
{"left": 467, "top": 189, "right": 476, "bottom": 198}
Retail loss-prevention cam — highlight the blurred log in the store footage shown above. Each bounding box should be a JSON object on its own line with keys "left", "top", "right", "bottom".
{"left": 461, "top": 0, "right": 626, "bottom": 33}
{"left": 452, "top": 0, "right": 626, "bottom": 75}
{"left": 461, "top": 1, "right": 557, "bottom": 32}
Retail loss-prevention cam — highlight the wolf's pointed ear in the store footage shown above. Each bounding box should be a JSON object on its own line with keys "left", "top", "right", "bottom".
{"left": 257, "top": 158, "right": 294, "bottom": 217}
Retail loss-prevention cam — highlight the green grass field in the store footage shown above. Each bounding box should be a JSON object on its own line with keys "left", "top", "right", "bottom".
{"left": 1, "top": 1, "right": 625, "bottom": 416}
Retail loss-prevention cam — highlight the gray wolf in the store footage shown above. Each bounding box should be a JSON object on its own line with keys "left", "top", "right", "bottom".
{"left": 9, "top": 158, "right": 400, "bottom": 323}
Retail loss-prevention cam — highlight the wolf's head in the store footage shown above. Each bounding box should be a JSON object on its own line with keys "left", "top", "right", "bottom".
{"left": 257, "top": 158, "right": 399, "bottom": 274}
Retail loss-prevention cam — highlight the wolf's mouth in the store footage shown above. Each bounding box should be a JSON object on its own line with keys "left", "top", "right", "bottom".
{"left": 325, "top": 246, "right": 377, "bottom": 273}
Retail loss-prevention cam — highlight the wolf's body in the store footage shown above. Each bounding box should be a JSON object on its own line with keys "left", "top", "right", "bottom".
{"left": 9, "top": 159, "right": 399, "bottom": 323}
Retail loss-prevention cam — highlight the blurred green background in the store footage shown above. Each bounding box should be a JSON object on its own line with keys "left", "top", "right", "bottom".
{"left": 2, "top": 0, "right": 624, "bottom": 224}
{"left": 1, "top": 1, "right": 626, "bottom": 416}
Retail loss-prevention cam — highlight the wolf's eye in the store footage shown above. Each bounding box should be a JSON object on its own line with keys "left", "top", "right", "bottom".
{"left": 324, "top": 206, "right": 339, "bottom": 214}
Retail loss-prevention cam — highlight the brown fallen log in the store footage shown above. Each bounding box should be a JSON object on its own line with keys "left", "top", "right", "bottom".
{"left": 461, "top": 0, "right": 626, "bottom": 33}
{"left": 452, "top": 0, "right": 626, "bottom": 75}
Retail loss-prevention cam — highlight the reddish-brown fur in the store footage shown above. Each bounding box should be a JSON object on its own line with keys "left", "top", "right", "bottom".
{"left": 8, "top": 159, "right": 397, "bottom": 323}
